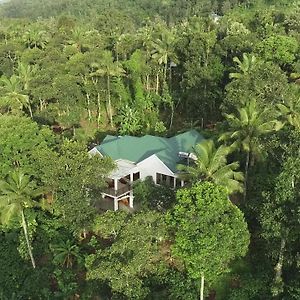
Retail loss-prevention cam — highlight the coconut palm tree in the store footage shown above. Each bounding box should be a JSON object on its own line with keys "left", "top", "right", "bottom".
{"left": 0, "top": 171, "right": 43, "bottom": 268}
{"left": 67, "top": 26, "right": 88, "bottom": 52}
{"left": 90, "top": 51, "right": 125, "bottom": 127}
{"left": 0, "top": 75, "right": 33, "bottom": 117}
{"left": 16, "top": 62, "right": 38, "bottom": 91}
{"left": 151, "top": 28, "right": 177, "bottom": 90}
{"left": 277, "top": 98, "right": 300, "bottom": 131}
{"left": 229, "top": 53, "right": 256, "bottom": 79}
{"left": 51, "top": 239, "right": 80, "bottom": 268}
{"left": 220, "top": 99, "right": 283, "bottom": 199}
{"left": 178, "top": 139, "right": 244, "bottom": 195}
{"left": 23, "top": 28, "right": 48, "bottom": 49}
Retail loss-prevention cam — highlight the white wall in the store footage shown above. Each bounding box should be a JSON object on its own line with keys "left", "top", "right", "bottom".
{"left": 137, "top": 154, "right": 175, "bottom": 183}
{"left": 88, "top": 147, "right": 102, "bottom": 157}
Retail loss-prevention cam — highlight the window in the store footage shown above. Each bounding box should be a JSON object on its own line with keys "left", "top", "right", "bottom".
{"left": 176, "top": 178, "right": 182, "bottom": 188}
{"left": 156, "top": 173, "right": 162, "bottom": 184}
{"left": 133, "top": 172, "right": 140, "bottom": 181}
{"left": 156, "top": 173, "right": 175, "bottom": 187}
{"left": 169, "top": 176, "right": 175, "bottom": 187}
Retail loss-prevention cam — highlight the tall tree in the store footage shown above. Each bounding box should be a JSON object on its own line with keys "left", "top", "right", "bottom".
{"left": 16, "top": 61, "right": 38, "bottom": 91}
{"left": 0, "top": 171, "right": 43, "bottom": 268}
{"left": 167, "top": 182, "right": 250, "bottom": 299}
{"left": 220, "top": 99, "right": 283, "bottom": 200}
{"left": 90, "top": 50, "right": 125, "bottom": 127}
{"left": 151, "top": 28, "right": 176, "bottom": 81}
{"left": 259, "top": 132, "right": 300, "bottom": 297}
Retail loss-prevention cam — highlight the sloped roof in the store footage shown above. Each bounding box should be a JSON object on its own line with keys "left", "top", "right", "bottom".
{"left": 96, "top": 130, "right": 204, "bottom": 172}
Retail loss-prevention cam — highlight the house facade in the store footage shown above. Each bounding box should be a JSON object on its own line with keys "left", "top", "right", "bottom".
{"left": 89, "top": 130, "right": 204, "bottom": 210}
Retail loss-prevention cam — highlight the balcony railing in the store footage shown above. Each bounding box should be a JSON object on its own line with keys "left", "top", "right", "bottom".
{"left": 103, "top": 184, "right": 131, "bottom": 197}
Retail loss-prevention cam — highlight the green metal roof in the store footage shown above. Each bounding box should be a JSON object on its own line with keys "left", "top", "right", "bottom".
{"left": 96, "top": 130, "right": 204, "bottom": 172}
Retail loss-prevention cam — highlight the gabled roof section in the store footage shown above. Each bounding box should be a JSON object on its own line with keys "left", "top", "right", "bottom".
{"left": 95, "top": 130, "right": 204, "bottom": 172}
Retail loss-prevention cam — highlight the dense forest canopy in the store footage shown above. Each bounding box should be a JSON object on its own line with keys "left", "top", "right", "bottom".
{"left": 0, "top": 0, "right": 299, "bottom": 299}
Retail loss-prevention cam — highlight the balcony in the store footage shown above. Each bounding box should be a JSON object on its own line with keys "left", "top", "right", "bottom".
{"left": 103, "top": 182, "right": 131, "bottom": 197}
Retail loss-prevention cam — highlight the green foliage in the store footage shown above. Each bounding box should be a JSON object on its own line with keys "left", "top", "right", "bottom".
{"left": 0, "top": 171, "right": 45, "bottom": 268}
{"left": 178, "top": 139, "right": 244, "bottom": 194}
{"left": 256, "top": 35, "right": 298, "bottom": 66}
{"left": 228, "top": 273, "right": 271, "bottom": 300}
{"left": 51, "top": 239, "right": 81, "bottom": 268}
{"left": 133, "top": 177, "right": 176, "bottom": 211}
{"left": 167, "top": 182, "right": 250, "bottom": 288}
{"left": 37, "top": 140, "right": 115, "bottom": 234}
{"left": 220, "top": 99, "right": 283, "bottom": 158}
{"left": 86, "top": 211, "right": 168, "bottom": 299}
{"left": 0, "top": 0, "right": 298, "bottom": 298}
{"left": 0, "top": 116, "right": 54, "bottom": 178}
{"left": 162, "top": 269, "right": 198, "bottom": 299}
{"left": 93, "top": 210, "right": 128, "bottom": 239}
{"left": 0, "top": 232, "right": 52, "bottom": 299}
{"left": 225, "top": 61, "right": 290, "bottom": 110}
{"left": 117, "top": 105, "right": 142, "bottom": 135}
{"left": 229, "top": 53, "right": 257, "bottom": 79}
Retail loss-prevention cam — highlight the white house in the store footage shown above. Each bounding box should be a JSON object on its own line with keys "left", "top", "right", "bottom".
{"left": 89, "top": 130, "right": 204, "bottom": 211}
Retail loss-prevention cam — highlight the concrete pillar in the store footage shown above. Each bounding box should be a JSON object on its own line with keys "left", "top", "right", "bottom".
{"left": 173, "top": 177, "right": 176, "bottom": 189}
{"left": 129, "top": 190, "right": 134, "bottom": 208}
{"left": 114, "top": 178, "right": 118, "bottom": 191}
{"left": 181, "top": 180, "right": 184, "bottom": 187}
{"left": 130, "top": 173, "right": 133, "bottom": 183}
{"left": 113, "top": 198, "right": 118, "bottom": 211}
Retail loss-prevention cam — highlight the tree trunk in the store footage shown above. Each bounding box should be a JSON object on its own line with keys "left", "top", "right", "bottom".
{"left": 243, "top": 151, "right": 250, "bottom": 201}
{"left": 97, "top": 92, "right": 101, "bottom": 128}
{"left": 28, "top": 103, "right": 33, "bottom": 118}
{"left": 86, "top": 93, "right": 92, "bottom": 122}
{"left": 200, "top": 274, "right": 204, "bottom": 300}
{"left": 169, "top": 63, "right": 172, "bottom": 89}
{"left": 107, "top": 75, "right": 113, "bottom": 127}
{"left": 156, "top": 73, "right": 159, "bottom": 94}
{"left": 146, "top": 74, "right": 149, "bottom": 91}
{"left": 21, "top": 209, "right": 36, "bottom": 269}
{"left": 164, "top": 62, "right": 168, "bottom": 82}
{"left": 39, "top": 98, "right": 43, "bottom": 111}
{"left": 273, "top": 236, "right": 286, "bottom": 297}
{"left": 169, "top": 102, "right": 174, "bottom": 130}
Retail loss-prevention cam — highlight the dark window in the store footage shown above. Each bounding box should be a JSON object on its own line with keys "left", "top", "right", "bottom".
{"left": 176, "top": 178, "right": 181, "bottom": 188}
{"left": 156, "top": 173, "right": 162, "bottom": 184}
{"left": 133, "top": 172, "right": 140, "bottom": 181}
{"left": 156, "top": 173, "right": 175, "bottom": 187}
{"left": 169, "top": 176, "right": 175, "bottom": 187}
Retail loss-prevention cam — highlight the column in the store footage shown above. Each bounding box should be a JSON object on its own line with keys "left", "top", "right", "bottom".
{"left": 129, "top": 190, "right": 134, "bottom": 208}
{"left": 130, "top": 173, "right": 133, "bottom": 183}
{"left": 113, "top": 197, "right": 118, "bottom": 211}
{"left": 181, "top": 180, "right": 184, "bottom": 187}
{"left": 114, "top": 178, "right": 118, "bottom": 191}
